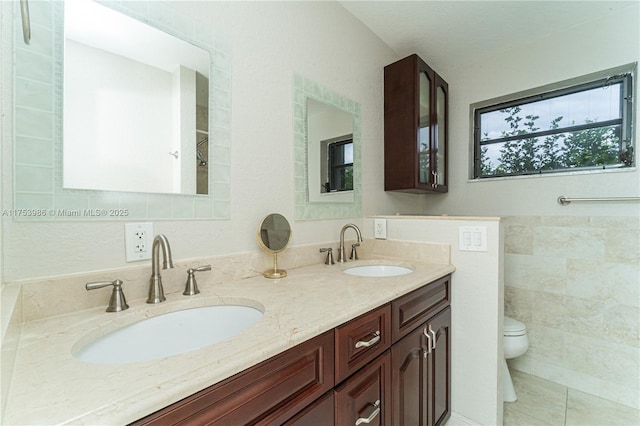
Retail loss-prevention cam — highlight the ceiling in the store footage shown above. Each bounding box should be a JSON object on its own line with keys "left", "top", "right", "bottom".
{"left": 339, "top": 1, "right": 637, "bottom": 70}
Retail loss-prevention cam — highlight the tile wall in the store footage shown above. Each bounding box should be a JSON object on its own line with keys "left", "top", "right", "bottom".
{"left": 503, "top": 216, "right": 640, "bottom": 410}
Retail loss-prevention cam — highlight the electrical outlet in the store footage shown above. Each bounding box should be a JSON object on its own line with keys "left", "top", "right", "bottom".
{"left": 374, "top": 218, "right": 387, "bottom": 239}
{"left": 125, "top": 223, "right": 153, "bottom": 261}
{"left": 134, "top": 230, "right": 146, "bottom": 253}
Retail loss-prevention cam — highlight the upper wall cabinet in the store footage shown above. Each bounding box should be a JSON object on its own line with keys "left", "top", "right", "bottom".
{"left": 384, "top": 54, "right": 448, "bottom": 193}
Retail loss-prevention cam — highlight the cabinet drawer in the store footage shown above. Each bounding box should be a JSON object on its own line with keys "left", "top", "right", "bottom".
{"left": 132, "top": 331, "right": 334, "bottom": 426}
{"left": 392, "top": 275, "right": 450, "bottom": 343}
{"left": 335, "top": 350, "right": 392, "bottom": 426}
{"left": 335, "top": 304, "right": 391, "bottom": 384}
{"left": 284, "top": 392, "right": 335, "bottom": 426}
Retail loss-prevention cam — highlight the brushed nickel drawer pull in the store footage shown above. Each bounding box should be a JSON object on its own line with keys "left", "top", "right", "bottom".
{"left": 428, "top": 324, "right": 437, "bottom": 350}
{"left": 423, "top": 327, "right": 432, "bottom": 358}
{"left": 355, "top": 331, "right": 381, "bottom": 349}
{"left": 355, "top": 399, "right": 381, "bottom": 425}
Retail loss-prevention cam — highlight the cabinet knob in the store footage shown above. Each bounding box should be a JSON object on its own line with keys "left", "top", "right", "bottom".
{"left": 355, "top": 399, "right": 381, "bottom": 425}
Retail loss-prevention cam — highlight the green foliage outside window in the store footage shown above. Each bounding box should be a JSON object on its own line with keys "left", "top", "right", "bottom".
{"left": 480, "top": 106, "right": 622, "bottom": 176}
{"left": 474, "top": 68, "right": 633, "bottom": 178}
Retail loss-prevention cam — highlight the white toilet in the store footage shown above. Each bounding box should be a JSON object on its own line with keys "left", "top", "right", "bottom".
{"left": 503, "top": 316, "right": 529, "bottom": 402}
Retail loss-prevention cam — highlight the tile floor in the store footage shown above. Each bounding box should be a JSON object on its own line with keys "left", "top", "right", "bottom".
{"left": 504, "top": 371, "right": 640, "bottom": 426}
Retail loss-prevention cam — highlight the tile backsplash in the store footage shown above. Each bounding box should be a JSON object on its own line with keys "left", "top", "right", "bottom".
{"left": 504, "top": 215, "right": 640, "bottom": 410}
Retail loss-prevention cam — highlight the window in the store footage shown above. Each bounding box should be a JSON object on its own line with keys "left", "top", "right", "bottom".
{"left": 473, "top": 65, "right": 634, "bottom": 178}
{"left": 326, "top": 138, "right": 353, "bottom": 192}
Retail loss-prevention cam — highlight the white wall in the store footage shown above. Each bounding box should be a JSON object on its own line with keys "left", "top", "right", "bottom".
{"left": 366, "top": 216, "right": 504, "bottom": 426}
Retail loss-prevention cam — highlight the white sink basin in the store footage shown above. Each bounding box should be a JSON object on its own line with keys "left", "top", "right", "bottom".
{"left": 343, "top": 264, "right": 413, "bottom": 277}
{"left": 73, "top": 305, "right": 263, "bottom": 364}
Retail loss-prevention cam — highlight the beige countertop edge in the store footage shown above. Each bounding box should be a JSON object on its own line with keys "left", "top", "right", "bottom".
{"left": 370, "top": 214, "right": 502, "bottom": 221}
{"left": 4, "top": 260, "right": 455, "bottom": 425}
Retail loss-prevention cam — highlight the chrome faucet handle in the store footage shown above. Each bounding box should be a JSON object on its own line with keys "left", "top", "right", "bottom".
{"left": 350, "top": 243, "right": 360, "bottom": 261}
{"left": 183, "top": 265, "right": 211, "bottom": 296}
{"left": 86, "top": 279, "right": 129, "bottom": 312}
{"left": 319, "top": 248, "right": 335, "bottom": 265}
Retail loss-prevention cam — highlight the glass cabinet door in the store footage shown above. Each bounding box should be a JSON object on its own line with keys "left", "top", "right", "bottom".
{"left": 418, "top": 71, "right": 431, "bottom": 185}
{"left": 434, "top": 76, "right": 448, "bottom": 189}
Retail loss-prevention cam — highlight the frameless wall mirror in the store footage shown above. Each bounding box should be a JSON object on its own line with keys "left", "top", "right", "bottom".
{"left": 293, "top": 75, "right": 361, "bottom": 220}
{"left": 306, "top": 98, "right": 354, "bottom": 203}
{"left": 257, "top": 213, "right": 292, "bottom": 279}
{"left": 64, "top": 0, "right": 210, "bottom": 195}
{"left": 11, "top": 0, "right": 232, "bottom": 221}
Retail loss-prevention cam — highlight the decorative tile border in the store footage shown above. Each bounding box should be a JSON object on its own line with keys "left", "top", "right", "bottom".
{"left": 12, "top": 0, "right": 231, "bottom": 221}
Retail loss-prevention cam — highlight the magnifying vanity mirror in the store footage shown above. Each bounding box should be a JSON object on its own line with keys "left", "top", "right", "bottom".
{"left": 257, "top": 213, "right": 292, "bottom": 279}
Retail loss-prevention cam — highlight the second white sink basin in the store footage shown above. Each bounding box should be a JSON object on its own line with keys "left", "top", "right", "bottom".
{"left": 73, "top": 305, "right": 263, "bottom": 364}
{"left": 343, "top": 264, "right": 413, "bottom": 277}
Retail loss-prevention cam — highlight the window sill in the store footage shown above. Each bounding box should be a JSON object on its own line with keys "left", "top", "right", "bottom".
{"left": 467, "top": 166, "right": 637, "bottom": 183}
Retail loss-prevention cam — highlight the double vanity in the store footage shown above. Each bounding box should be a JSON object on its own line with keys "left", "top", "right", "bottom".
{"left": 3, "top": 244, "right": 454, "bottom": 425}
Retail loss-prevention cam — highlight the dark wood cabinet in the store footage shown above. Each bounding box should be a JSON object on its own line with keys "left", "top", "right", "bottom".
{"left": 391, "top": 307, "right": 451, "bottom": 426}
{"left": 384, "top": 54, "right": 448, "bottom": 193}
{"left": 391, "top": 326, "right": 424, "bottom": 425}
{"left": 133, "top": 275, "right": 451, "bottom": 426}
{"left": 131, "top": 331, "right": 334, "bottom": 426}
{"left": 335, "top": 350, "right": 392, "bottom": 426}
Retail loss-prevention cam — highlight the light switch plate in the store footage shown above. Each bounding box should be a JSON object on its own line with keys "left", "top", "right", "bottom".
{"left": 458, "top": 226, "right": 487, "bottom": 252}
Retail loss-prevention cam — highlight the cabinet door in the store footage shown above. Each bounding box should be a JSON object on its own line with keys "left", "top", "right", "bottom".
{"left": 417, "top": 61, "right": 435, "bottom": 189}
{"left": 391, "top": 326, "right": 428, "bottom": 426}
{"left": 432, "top": 74, "right": 448, "bottom": 192}
{"left": 335, "top": 351, "right": 392, "bottom": 426}
{"left": 426, "top": 307, "right": 451, "bottom": 426}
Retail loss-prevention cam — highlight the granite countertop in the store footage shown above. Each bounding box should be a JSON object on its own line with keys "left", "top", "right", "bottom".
{"left": 4, "top": 258, "right": 454, "bottom": 425}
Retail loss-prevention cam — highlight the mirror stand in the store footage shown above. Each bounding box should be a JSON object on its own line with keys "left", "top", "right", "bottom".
{"left": 264, "top": 253, "right": 287, "bottom": 279}
{"left": 257, "top": 213, "right": 292, "bottom": 280}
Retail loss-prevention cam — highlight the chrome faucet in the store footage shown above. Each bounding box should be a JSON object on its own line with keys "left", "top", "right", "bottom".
{"left": 338, "top": 223, "right": 363, "bottom": 263}
{"left": 147, "top": 234, "right": 174, "bottom": 304}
